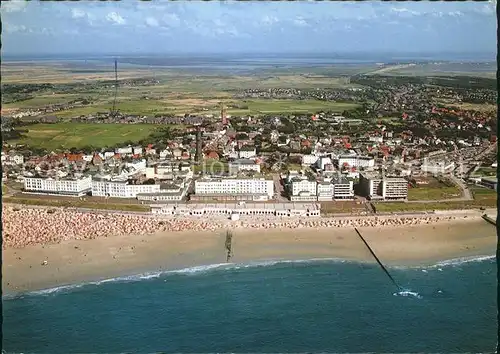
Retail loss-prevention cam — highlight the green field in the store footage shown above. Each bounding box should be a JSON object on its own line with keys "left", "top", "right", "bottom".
{"left": 13, "top": 123, "right": 161, "bottom": 150}
{"left": 470, "top": 186, "right": 498, "bottom": 202}
{"left": 472, "top": 167, "right": 497, "bottom": 177}
{"left": 407, "top": 185, "right": 461, "bottom": 201}
{"left": 375, "top": 186, "right": 497, "bottom": 213}
{"left": 14, "top": 97, "right": 359, "bottom": 118}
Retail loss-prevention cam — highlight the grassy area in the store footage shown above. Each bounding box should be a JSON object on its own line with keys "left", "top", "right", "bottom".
{"left": 470, "top": 186, "right": 497, "bottom": 202}
{"left": 47, "top": 98, "right": 359, "bottom": 118}
{"left": 320, "top": 201, "right": 366, "bottom": 214}
{"left": 434, "top": 99, "right": 497, "bottom": 113}
{"left": 374, "top": 200, "right": 494, "bottom": 213}
{"left": 2, "top": 184, "right": 7, "bottom": 194}
{"left": 3, "top": 196, "right": 150, "bottom": 212}
{"left": 408, "top": 186, "right": 461, "bottom": 201}
{"left": 375, "top": 186, "right": 497, "bottom": 213}
{"left": 472, "top": 167, "right": 497, "bottom": 177}
{"left": 12, "top": 123, "right": 162, "bottom": 150}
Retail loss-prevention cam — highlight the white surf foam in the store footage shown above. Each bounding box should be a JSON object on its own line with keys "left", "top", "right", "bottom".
{"left": 431, "top": 255, "right": 496, "bottom": 268}
{"left": 393, "top": 290, "right": 423, "bottom": 299}
{"left": 4, "top": 258, "right": 348, "bottom": 299}
{"left": 392, "top": 254, "right": 495, "bottom": 271}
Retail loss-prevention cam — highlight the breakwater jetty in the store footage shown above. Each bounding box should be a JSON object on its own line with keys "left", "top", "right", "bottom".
{"left": 481, "top": 214, "right": 497, "bottom": 226}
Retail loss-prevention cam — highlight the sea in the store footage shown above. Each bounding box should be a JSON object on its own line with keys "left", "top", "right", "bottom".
{"left": 3, "top": 256, "right": 497, "bottom": 353}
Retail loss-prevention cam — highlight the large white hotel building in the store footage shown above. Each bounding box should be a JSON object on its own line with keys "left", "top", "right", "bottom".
{"left": 24, "top": 176, "right": 92, "bottom": 196}
{"left": 194, "top": 177, "right": 274, "bottom": 201}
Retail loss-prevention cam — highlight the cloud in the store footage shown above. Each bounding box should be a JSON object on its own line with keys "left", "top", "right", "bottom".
{"left": 293, "top": 16, "right": 309, "bottom": 27}
{"left": 4, "top": 24, "right": 27, "bottom": 34}
{"left": 71, "top": 9, "right": 86, "bottom": 19}
{"left": 1, "top": 0, "right": 28, "bottom": 13}
{"left": 390, "top": 7, "right": 420, "bottom": 17}
{"left": 261, "top": 15, "right": 279, "bottom": 26}
{"left": 106, "top": 12, "right": 125, "bottom": 25}
{"left": 162, "top": 13, "right": 181, "bottom": 27}
{"left": 145, "top": 17, "right": 159, "bottom": 27}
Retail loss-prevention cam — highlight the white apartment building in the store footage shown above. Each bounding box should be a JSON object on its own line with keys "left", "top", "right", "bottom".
{"left": 383, "top": 178, "right": 409, "bottom": 200}
{"left": 116, "top": 147, "right": 133, "bottom": 155}
{"left": 195, "top": 177, "right": 274, "bottom": 199}
{"left": 421, "top": 161, "right": 455, "bottom": 175}
{"left": 369, "top": 136, "right": 384, "bottom": 143}
{"left": 302, "top": 154, "right": 319, "bottom": 166}
{"left": 137, "top": 182, "right": 189, "bottom": 202}
{"left": 228, "top": 159, "right": 261, "bottom": 174}
{"left": 24, "top": 176, "right": 92, "bottom": 196}
{"left": 125, "top": 159, "right": 147, "bottom": 173}
{"left": 3, "top": 153, "right": 25, "bottom": 165}
{"left": 133, "top": 146, "right": 143, "bottom": 155}
{"left": 338, "top": 155, "right": 375, "bottom": 169}
{"left": 238, "top": 147, "right": 257, "bottom": 159}
{"left": 104, "top": 151, "right": 115, "bottom": 159}
{"left": 316, "top": 181, "right": 334, "bottom": 201}
{"left": 316, "top": 157, "right": 333, "bottom": 171}
{"left": 359, "top": 172, "right": 407, "bottom": 201}
{"left": 332, "top": 177, "right": 354, "bottom": 200}
{"left": 91, "top": 178, "right": 161, "bottom": 198}
{"left": 290, "top": 178, "right": 317, "bottom": 201}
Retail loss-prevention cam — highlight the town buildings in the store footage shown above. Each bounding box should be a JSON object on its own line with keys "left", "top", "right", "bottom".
{"left": 289, "top": 175, "right": 355, "bottom": 201}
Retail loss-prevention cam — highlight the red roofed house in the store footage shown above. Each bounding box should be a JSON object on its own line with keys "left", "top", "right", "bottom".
{"left": 204, "top": 151, "right": 219, "bottom": 160}
{"left": 92, "top": 154, "right": 103, "bottom": 166}
{"left": 65, "top": 153, "right": 84, "bottom": 163}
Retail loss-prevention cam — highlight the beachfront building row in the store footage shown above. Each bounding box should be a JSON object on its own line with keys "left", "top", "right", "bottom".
{"left": 23, "top": 176, "right": 92, "bottom": 197}
{"left": 151, "top": 202, "right": 321, "bottom": 218}
{"left": 288, "top": 176, "right": 355, "bottom": 202}
{"left": 358, "top": 172, "right": 408, "bottom": 201}
{"left": 192, "top": 176, "right": 274, "bottom": 202}
{"left": 23, "top": 175, "right": 190, "bottom": 201}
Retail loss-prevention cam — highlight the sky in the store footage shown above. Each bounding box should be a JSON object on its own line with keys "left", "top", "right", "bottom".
{"left": 1, "top": 0, "right": 497, "bottom": 56}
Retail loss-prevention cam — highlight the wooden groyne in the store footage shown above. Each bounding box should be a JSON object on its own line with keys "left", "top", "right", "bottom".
{"left": 481, "top": 214, "right": 497, "bottom": 226}
{"left": 225, "top": 230, "right": 233, "bottom": 262}
{"left": 354, "top": 227, "right": 401, "bottom": 291}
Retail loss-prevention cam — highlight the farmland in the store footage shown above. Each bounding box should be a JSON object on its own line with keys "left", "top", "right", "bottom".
{"left": 12, "top": 123, "right": 162, "bottom": 151}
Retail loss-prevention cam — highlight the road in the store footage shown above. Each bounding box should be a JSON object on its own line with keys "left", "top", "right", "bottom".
{"left": 272, "top": 174, "right": 288, "bottom": 202}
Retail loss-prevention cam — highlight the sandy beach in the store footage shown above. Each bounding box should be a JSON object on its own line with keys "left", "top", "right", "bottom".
{"left": 3, "top": 206, "right": 496, "bottom": 294}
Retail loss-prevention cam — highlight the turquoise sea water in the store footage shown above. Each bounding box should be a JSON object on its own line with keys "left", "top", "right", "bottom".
{"left": 3, "top": 256, "right": 496, "bottom": 353}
